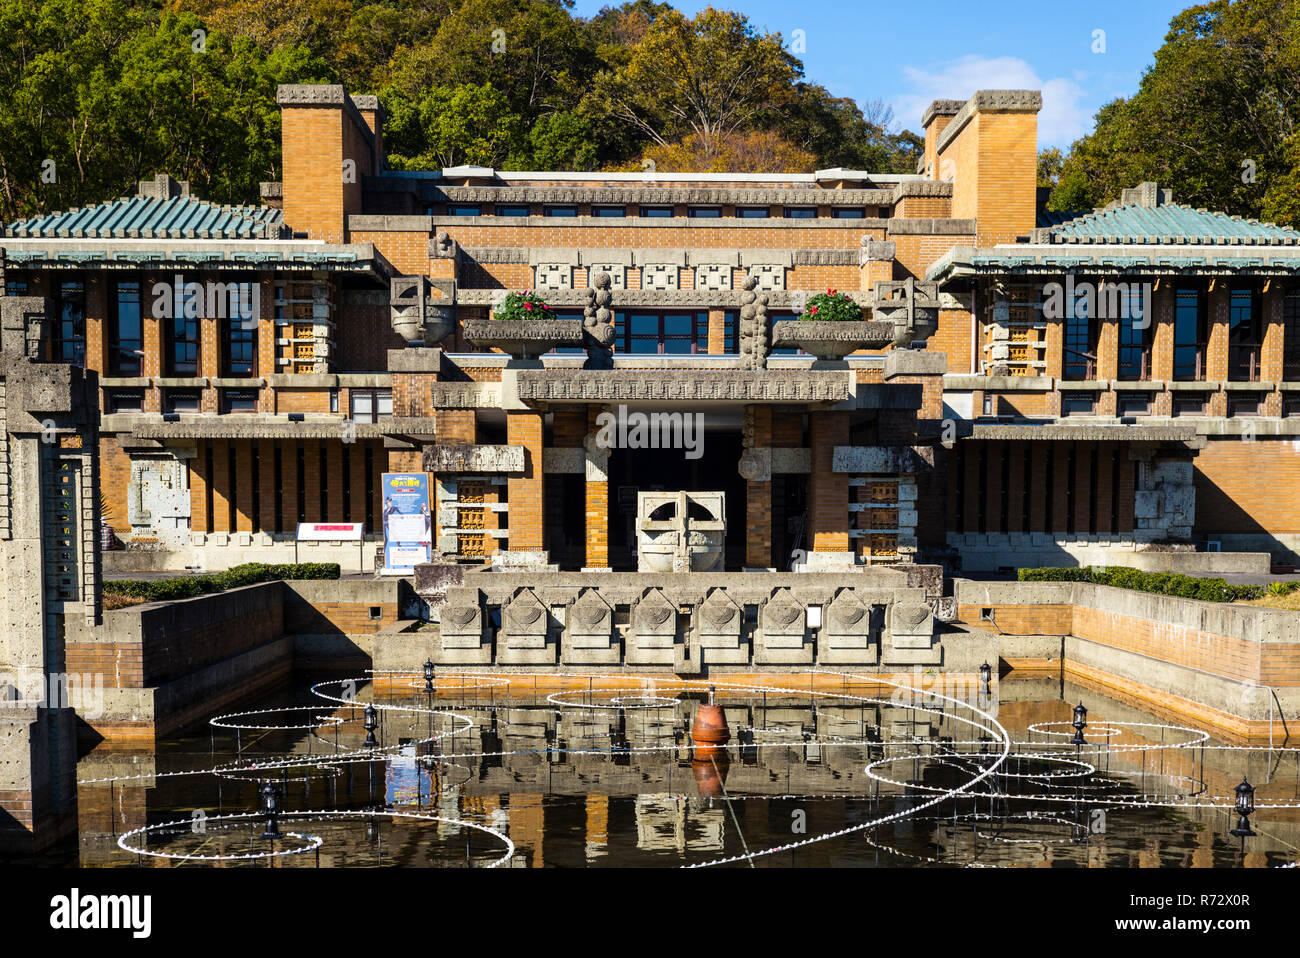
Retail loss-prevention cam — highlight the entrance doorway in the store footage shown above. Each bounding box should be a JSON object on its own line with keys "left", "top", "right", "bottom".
{"left": 607, "top": 429, "right": 746, "bottom": 570}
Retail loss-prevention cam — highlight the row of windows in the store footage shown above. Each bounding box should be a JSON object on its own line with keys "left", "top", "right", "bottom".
{"left": 104, "top": 387, "right": 393, "bottom": 418}
{"left": 27, "top": 277, "right": 263, "bottom": 377}
{"left": 1056, "top": 390, "right": 1292, "bottom": 417}
{"left": 1061, "top": 283, "right": 1281, "bottom": 382}
{"left": 545, "top": 311, "right": 814, "bottom": 355}
{"left": 442, "top": 204, "right": 872, "bottom": 219}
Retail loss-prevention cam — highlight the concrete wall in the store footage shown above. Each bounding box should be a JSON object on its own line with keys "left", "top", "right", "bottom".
{"left": 953, "top": 578, "right": 1300, "bottom": 740}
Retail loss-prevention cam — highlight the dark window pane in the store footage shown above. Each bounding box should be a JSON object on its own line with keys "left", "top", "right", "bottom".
{"left": 833, "top": 208, "right": 865, "bottom": 219}
{"left": 640, "top": 206, "right": 673, "bottom": 217}
{"left": 593, "top": 206, "right": 625, "bottom": 217}
{"left": 56, "top": 280, "right": 86, "bottom": 365}
{"left": 497, "top": 205, "right": 529, "bottom": 217}
{"left": 111, "top": 281, "right": 143, "bottom": 376}
{"left": 688, "top": 207, "right": 721, "bottom": 218}
{"left": 545, "top": 206, "right": 577, "bottom": 217}
{"left": 738, "top": 207, "right": 769, "bottom": 218}
{"left": 450, "top": 205, "right": 480, "bottom": 216}
{"left": 784, "top": 207, "right": 815, "bottom": 218}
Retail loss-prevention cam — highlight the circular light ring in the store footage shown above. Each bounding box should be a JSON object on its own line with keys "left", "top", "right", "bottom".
{"left": 117, "top": 809, "right": 514, "bottom": 866}
{"left": 1026, "top": 720, "right": 1210, "bottom": 749}
{"left": 209, "top": 705, "right": 348, "bottom": 731}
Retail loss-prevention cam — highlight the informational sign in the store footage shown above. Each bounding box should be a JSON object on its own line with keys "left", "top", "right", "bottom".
{"left": 381, "top": 473, "right": 433, "bottom": 574}
{"left": 296, "top": 522, "right": 364, "bottom": 542}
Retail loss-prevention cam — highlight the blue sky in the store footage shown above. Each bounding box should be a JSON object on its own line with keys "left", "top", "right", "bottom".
{"left": 570, "top": 0, "right": 1192, "bottom": 150}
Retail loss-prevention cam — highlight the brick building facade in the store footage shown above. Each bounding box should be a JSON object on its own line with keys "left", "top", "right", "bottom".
{"left": 5, "top": 85, "right": 1299, "bottom": 575}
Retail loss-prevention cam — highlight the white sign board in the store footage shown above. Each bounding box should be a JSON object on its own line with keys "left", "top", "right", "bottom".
{"left": 296, "top": 522, "right": 365, "bottom": 542}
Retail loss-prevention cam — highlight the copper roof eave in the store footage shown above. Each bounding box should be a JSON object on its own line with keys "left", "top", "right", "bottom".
{"left": 926, "top": 247, "right": 1300, "bottom": 283}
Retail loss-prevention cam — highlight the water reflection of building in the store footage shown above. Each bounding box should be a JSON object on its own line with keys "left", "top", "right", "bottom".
{"left": 634, "top": 795, "right": 725, "bottom": 854}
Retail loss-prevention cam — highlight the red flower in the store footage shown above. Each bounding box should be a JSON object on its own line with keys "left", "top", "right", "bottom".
{"left": 524, "top": 301, "right": 533, "bottom": 310}
{"left": 828, "top": 288, "right": 837, "bottom": 295}
{"left": 810, "top": 306, "right": 818, "bottom": 314}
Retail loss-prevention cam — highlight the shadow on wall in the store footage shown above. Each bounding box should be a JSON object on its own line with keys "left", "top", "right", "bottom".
{"left": 1193, "top": 462, "right": 1300, "bottom": 565}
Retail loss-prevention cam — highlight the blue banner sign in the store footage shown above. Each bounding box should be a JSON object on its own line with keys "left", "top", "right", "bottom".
{"left": 381, "top": 472, "right": 433, "bottom": 574}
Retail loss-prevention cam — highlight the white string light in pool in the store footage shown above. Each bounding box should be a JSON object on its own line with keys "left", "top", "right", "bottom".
{"left": 117, "top": 809, "right": 513, "bottom": 866}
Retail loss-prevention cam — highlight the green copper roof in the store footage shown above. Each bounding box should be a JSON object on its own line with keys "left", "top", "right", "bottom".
{"left": 1046, "top": 202, "right": 1300, "bottom": 245}
{"left": 4, "top": 194, "right": 286, "bottom": 240}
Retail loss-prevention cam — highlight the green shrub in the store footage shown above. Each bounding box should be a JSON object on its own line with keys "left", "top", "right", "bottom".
{"left": 102, "top": 562, "right": 340, "bottom": 604}
{"left": 1015, "top": 566, "right": 1264, "bottom": 603}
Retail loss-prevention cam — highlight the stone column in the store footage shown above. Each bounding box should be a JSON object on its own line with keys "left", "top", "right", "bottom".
{"left": 1263, "top": 283, "right": 1285, "bottom": 415}
{"left": 1207, "top": 284, "right": 1230, "bottom": 415}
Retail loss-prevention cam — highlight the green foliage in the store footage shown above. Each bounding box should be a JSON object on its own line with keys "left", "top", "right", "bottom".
{"left": 492, "top": 290, "right": 555, "bottom": 321}
{"left": 1, "top": 0, "right": 925, "bottom": 218}
{"left": 1049, "top": 0, "right": 1300, "bottom": 225}
{"left": 1016, "top": 566, "right": 1264, "bottom": 602}
{"left": 102, "top": 562, "right": 340, "bottom": 602}
{"left": 1267, "top": 580, "right": 1300, "bottom": 596}
{"left": 0, "top": 0, "right": 331, "bottom": 222}
{"left": 799, "top": 290, "right": 861, "bottom": 322}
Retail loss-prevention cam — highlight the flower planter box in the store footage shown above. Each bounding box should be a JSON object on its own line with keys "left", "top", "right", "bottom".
{"left": 462, "top": 318, "right": 584, "bottom": 360}
{"left": 770, "top": 320, "right": 894, "bottom": 361}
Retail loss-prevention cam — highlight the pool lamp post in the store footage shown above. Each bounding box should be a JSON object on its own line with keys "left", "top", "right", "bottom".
{"left": 1071, "top": 701, "right": 1088, "bottom": 747}
{"left": 1230, "top": 777, "right": 1257, "bottom": 849}
{"left": 260, "top": 782, "right": 283, "bottom": 840}
{"left": 979, "top": 661, "right": 992, "bottom": 694}
{"left": 363, "top": 703, "right": 379, "bottom": 748}
{"left": 423, "top": 659, "right": 436, "bottom": 694}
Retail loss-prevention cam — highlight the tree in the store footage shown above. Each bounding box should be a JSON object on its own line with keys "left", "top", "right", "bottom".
{"left": 1050, "top": 0, "right": 1300, "bottom": 224}
{"left": 593, "top": 6, "right": 798, "bottom": 153}
{"left": 621, "top": 130, "right": 818, "bottom": 173}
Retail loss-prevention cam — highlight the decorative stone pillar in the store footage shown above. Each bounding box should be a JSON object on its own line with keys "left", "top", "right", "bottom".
{"left": 582, "top": 272, "right": 615, "bottom": 370}
{"left": 738, "top": 277, "right": 769, "bottom": 370}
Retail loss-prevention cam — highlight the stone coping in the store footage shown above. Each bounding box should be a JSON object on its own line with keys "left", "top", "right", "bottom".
{"left": 513, "top": 368, "right": 854, "bottom": 405}
{"left": 966, "top": 422, "right": 1199, "bottom": 441}
{"left": 132, "top": 416, "right": 437, "bottom": 440}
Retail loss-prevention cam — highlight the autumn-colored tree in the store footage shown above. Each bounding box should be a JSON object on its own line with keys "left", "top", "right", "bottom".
{"left": 592, "top": 6, "right": 798, "bottom": 149}
{"left": 619, "top": 130, "right": 817, "bottom": 174}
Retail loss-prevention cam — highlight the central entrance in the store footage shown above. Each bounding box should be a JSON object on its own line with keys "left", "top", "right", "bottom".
{"left": 607, "top": 428, "right": 746, "bottom": 571}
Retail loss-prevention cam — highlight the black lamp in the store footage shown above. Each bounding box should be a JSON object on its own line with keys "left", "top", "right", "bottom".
{"left": 363, "top": 703, "right": 379, "bottom": 748}
{"left": 423, "top": 659, "right": 435, "bottom": 693}
{"left": 259, "top": 782, "right": 283, "bottom": 840}
{"left": 1071, "top": 701, "right": 1088, "bottom": 746}
{"left": 979, "top": 661, "right": 992, "bottom": 692}
{"left": 1230, "top": 777, "right": 1257, "bottom": 839}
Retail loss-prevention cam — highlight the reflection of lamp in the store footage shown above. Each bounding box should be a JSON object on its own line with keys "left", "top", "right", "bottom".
{"left": 979, "top": 661, "right": 992, "bottom": 693}
{"left": 363, "top": 703, "right": 379, "bottom": 748}
{"left": 260, "top": 782, "right": 283, "bottom": 840}
{"left": 423, "top": 659, "right": 435, "bottom": 693}
{"left": 1230, "top": 777, "right": 1257, "bottom": 840}
{"left": 1071, "top": 701, "right": 1088, "bottom": 746}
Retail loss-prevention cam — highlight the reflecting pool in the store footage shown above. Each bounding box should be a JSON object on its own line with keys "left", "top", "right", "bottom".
{"left": 55, "top": 671, "right": 1300, "bottom": 867}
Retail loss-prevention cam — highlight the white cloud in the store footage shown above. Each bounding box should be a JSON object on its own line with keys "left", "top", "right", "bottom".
{"left": 891, "top": 55, "right": 1093, "bottom": 149}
